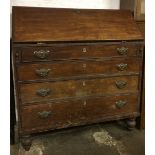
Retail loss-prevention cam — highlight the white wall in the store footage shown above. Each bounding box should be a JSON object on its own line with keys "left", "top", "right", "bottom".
{"left": 11, "top": 0, "right": 120, "bottom": 10}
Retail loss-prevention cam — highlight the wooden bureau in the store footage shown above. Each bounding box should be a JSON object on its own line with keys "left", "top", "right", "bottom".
{"left": 12, "top": 6, "right": 144, "bottom": 151}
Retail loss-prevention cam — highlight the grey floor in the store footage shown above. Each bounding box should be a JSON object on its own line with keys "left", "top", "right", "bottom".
{"left": 11, "top": 121, "right": 145, "bottom": 155}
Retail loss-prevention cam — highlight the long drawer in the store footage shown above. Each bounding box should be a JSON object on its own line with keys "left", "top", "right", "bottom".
{"left": 18, "top": 43, "right": 140, "bottom": 62}
{"left": 21, "top": 94, "right": 139, "bottom": 133}
{"left": 17, "top": 58, "right": 141, "bottom": 81}
{"left": 20, "top": 76, "right": 139, "bottom": 104}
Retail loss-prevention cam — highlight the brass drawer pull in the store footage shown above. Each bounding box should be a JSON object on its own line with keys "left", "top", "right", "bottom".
{"left": 38, "top": 111, "right": 52, "bottom": 118}
{"left": 115, "top": 100, "right": 127, "bottom": 109}
{"left": 115, "top": 81, "right": 127, "bottom": 89}
{"left": 35, "top": 69, "right": 51, "bottom": 77}
{"left": 36, "top": 89, "right": 51, "bottom": 97}
{"left": 116, "top": 64, "right": 128, "bottom": 71}
{"left": 33, "top": 50, "right": 50, "bottom": 59}
{"left": 117, "top": 47, "right": 128, "bottom": 55}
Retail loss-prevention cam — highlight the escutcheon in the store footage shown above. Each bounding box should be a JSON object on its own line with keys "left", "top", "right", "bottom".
{"left": 115, "top": 100, "right": 127, "bottom": 109}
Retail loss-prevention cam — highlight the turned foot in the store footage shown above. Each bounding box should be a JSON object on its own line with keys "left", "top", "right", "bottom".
{"left": 126, "top": 118, "right": 136, "bottom": 130}
{"left": 21, "top": 135, "right": 32, "bottom": 151}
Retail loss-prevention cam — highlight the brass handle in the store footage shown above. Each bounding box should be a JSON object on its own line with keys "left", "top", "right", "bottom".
{"left": 36, "top": 89, "right": 51, "bottom": 97}
{"left": 38, "top": 111, "right": 52, "bottom": 118}
{"left": 116, "top": 64, "right": 128, "bottom": 71}
{"left": 115, "top": 81, "right": 127, "bottom": 89}
{"left": 35, "top": 69, "right": 51, "bottom": 77}
{"left": 33, "top": 50, "right": 50, "bottom": 59}
{"left": 117, "top": 47, "right": 128, "bottom": 55}
{"left": 115, "top": 100, "right": 127, "bottom": 109}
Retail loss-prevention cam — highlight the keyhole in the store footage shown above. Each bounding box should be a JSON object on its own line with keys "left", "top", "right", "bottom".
{"left": 83, "top": 64, "right": 86, "bottom": 70}
{"left": 83, "top": 81, "right": 86, "bottom": 86}
{"left": 83, "top": 101, "right": 87, "bottom": 106}
{"left": 83, "top": 48, "right": 87, "bottom": 53}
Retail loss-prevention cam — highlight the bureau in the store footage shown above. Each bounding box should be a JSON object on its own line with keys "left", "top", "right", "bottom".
{"left": 12, "top": 6, "right": 144, "bottom": 151}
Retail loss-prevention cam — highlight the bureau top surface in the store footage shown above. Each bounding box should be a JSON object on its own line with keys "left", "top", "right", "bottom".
{"left": 12, "top": 6, "right": 143, "bottom": 43}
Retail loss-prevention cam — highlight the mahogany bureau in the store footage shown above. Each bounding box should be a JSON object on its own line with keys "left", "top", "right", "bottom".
{"left": 12, "top": 6, "right": 144, "bottom": 150}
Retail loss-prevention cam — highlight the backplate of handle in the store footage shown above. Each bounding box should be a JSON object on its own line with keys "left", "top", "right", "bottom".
{"left": 115, "top": 100, "right": 127, "bottom": 109}
{"left": 116, "top": 64, "right": 128, "bottom": 71}
{"left": 38, "top": 111, "right": 52, "bottom": 118}
{"left": 115, "top": 81, "right": 127, "bottom": 89}
{"left": 33, "top": 50, "right": 50, "bottom": 59}
{"left": 35, "top": 69, "right": 51, "bottom": 77}
{"left": 117, "top": 47, "right": 128, "bottom": 55}
{"left": 36, "top": 89, "right": 51, "bottom": 97}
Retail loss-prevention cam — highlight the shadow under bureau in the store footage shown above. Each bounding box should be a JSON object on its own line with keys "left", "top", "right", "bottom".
{"left": 12, "top": 6, "right": 144, "bottom": 151}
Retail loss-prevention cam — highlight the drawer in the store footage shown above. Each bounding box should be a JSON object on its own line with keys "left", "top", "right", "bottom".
{"left": 21, "top": 94, "right": 139, "bottom": 133}
{"left": 19, "top": 43, "right": 140, "bottom": 62}
{"left": 20, "top": 76, "right": 139, "bottom": 104}
{"left": 17, "top": 58, "right": 141, "bottom": 81}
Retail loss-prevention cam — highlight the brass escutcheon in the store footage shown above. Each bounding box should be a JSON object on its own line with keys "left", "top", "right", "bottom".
{"left": 115, "top": 100, "right": 127, "bottom": 109}
{"left": 82, "top": 48, "right": 87, "bottom": 53}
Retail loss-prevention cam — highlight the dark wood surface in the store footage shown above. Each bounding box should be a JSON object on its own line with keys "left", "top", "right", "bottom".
{"left": 120, "top": 0, "right": 145, "bottom": 129}
{"left": 137, "top": 22, "right": 145, "bottom": 37}
{"left": 21, "top": 94, "right": 139, "bottom": 134}
{"left": 137, "top": 21, "right": 145, "bottom": 129}
{"left": 12, "top": 7, "right": 143, "bottom": 42}
{"left": 20, "top": 76, "right": 139, "bottom": 104}
{"left": 12, "top": 7, "right": 144, "bottom": 150}
{"left": 10, "top": 42, "right": 16, "bottom": 145}
{"left": 17, "top": 58, "right": 141, "bottom": 81}
{"left": 16, "top": 43, "right": 141, "bottom": 62}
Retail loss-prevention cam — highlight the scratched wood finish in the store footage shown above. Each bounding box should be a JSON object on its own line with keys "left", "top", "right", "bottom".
{"left": 12, "top": 7, "right": 143, "bottom": 42}
{"left": 21, "top": 94, "right": 139, "bottom": 133}
{"left": 17, "top": 58, "right": 141, "bottom": 81}
{"left": 20, "top": 76, "right": 139, "bottom": 104}
{"left": 17, "top": 43, "right": 142, "bottom": 62}
{"left": 12, "top": 7, "right": 144, "bottom": 151}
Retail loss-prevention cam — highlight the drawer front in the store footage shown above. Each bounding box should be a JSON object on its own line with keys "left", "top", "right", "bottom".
{"left": 21, "top": 94, "right": 139, "bottom": 133}
{"left": 17, "top": 58, "right": 141, "bottom": 81}
{"left": 20, "top": 76, "right": 139, "bottom": 104}
{"left": 20, "top": 44, "right": 140, "bottom": 62}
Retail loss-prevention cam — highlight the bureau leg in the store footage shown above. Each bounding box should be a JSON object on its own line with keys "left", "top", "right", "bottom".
{"left": 126, "top": 117, "right": 136, "bottom": 130}
{"left": 21, "top": 135, "right": 32, "bottom": 151}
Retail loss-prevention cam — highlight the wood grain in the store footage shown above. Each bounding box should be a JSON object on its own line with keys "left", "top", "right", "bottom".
{"left": 11, "top": 7, "right": 144, "bottom": 146}
{"left": 16, "top": 43, "right": 141, "bottom": 62}
{"left": 21, "top": 94, "right": 139, "bottom": 133}
{"left": 12, "top": 7, "right": 143, "bottom": 42}
{"left": 20, "top": 76, "right": 139, "bottom": 104}
{"left": 17, "top": 58, "right": 141, "bottom": 81}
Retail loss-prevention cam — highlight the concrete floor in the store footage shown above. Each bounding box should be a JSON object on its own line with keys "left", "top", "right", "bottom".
{"left": 11, "top": 121, "right": 145, "bottom": 155}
